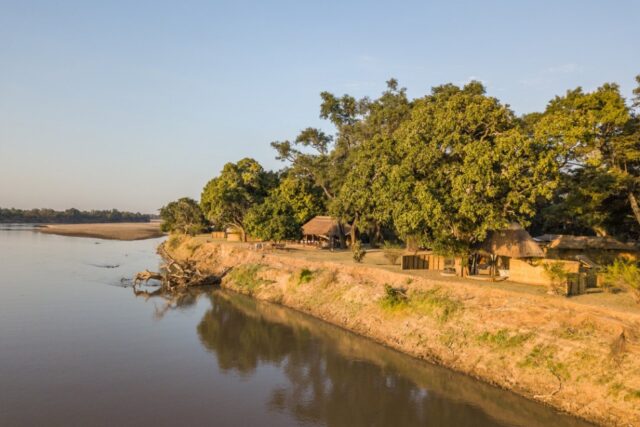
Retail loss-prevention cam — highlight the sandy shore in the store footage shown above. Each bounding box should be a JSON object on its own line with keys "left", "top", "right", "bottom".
{"left": 39, "top": 222, "right": 164, "bottom": 240}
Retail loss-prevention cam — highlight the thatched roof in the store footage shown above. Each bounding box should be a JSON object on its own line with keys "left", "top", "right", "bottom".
{"left": 534, "top": 234, "right": 638, "bottom": 251}
{"left": 477, "top": 223, "right": 544, "bottom": 258}
{"left": 302, "top": 216, "right": 350, "bottom": 238}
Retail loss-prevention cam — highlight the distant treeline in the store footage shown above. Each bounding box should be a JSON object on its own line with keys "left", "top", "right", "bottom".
{"left": 0, "top": 208, "right": 151, "bottom": 224}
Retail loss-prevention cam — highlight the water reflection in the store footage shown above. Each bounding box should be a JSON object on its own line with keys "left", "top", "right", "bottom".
{"left": 193, "top": 290, "right": 591, "bottom": 427}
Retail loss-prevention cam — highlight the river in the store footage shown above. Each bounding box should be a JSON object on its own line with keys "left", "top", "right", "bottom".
{"left": 0, "top": 227, "right": 592, "bottom": 426}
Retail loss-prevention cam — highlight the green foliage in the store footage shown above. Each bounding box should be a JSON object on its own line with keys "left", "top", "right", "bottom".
{"left": 245, "top": 173, "right": 325, "bottom": 242}
{"left": 159, "top": 197, "right": 207, "bottom": 235}
{"left": 380, "top": 285, "right": 463, "bottom": 322}
{"left": 298, "top": 268, "right": 314, "bottom": 285}
{"left": 171, "top": 74, "right": 640, "bottom": 254}
{"left": 329, "top": 81, "right": 411, "bottom": 241}
{"left": 166, "top": 234, "right": 184, "bottom": 250}
{"left": 543, "top": 262, "right": 570, "bottom": 296}
{"left": 379, "top": 284, "right": 408, "bottom": 310}
{"left": 227, "top": 264, "right": 272, "bottom": 294}
{"left": 410, "top": 288, "right": 462, "bottom": 323}
{"left": 477, "top": 329, "right": 533, "bottom": 349}
{"left": 244, "top": 195, "right": 299, "bottom": 242}
{"left": 352, "top": 241, "right": 366, "bottom": 263}
{"left": 392, "top": 82, "right": 557, "bottom": 254}
{"left": 531, "top": 82, "right": 640, "bottom": 238}
{"left": 520, "top": 344, "right": 570, "bottom": 380}
{"left": 200, "top": 158, "right": 276, "bottom": 240}
{"left": 602, "top": 259, "right": 640, "bottom": 302}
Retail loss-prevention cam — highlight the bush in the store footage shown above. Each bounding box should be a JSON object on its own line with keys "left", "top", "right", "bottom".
{"left": 380, "top": 284, "right": 408, "bottom": 309}
{"left": 298, "top": 268, "right": 314, "bottom": 284}
{"left": 382, "top": 243, "right": 403, "bottom": 265}
{"left": 477, "top": 329, "right": 533, "bottom": 349}
{"left": 602, "top": 259, "right": 640, "bottom": 303}
{"left": 543, "top": 262, "right": 569, "bottom": 296}
{"left": 352, "top": 241, "right": 366, "bottom": 263}
{"left": 228, "top": 264, "right": 273, "bottom": 294}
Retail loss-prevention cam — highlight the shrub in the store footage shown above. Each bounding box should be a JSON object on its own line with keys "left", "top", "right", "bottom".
{"left": 543, "top": 262, "right": 569, "bottom": 296}
{"left": 352, "top": 241, "right": 366, "bottom": 263}
{"left": 228, "top": 264, "right": 272, "bottom": 294}
{"left": 411, "top": 288, "right": 462, "bottom": 323}
{"left": 382, "top": 243, "right": 403, "bottom": 266}
{"left": 298, "top": 268, "right": 314, "bottom": 284}
{"left": 166, "top": 234, "right": 184, "bottom": 250}
{"left": 602, "top": 259, "right": 640, "bottom": 303}
{"left": 477, "top": 329, "right": 533, "bottom": 349}
{"left": 380, "top": 284, "right": 408, "bottom": 309}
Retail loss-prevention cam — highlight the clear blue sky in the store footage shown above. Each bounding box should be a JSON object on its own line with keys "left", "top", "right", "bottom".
{"left": 1, "top": 0, "right": 639, "bottom": 213}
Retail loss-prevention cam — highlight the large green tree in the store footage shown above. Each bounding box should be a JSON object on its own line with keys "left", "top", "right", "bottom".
{"left": 532, "top": 81, "right": 640, "bottom": 238}
{"left": 245, "top": 173, "right": 325, "bottom": 241}
{"left": 330, "top": 79, "right": 412, "bottom": 245}
{"left": 200, "top": 158, "right": 276, "bottom": 241}
{"left": 159, "top": 197, "right": 207, "bottom": 235}
{"left": 391, "top": 81, "right": 558, "bottom": 255}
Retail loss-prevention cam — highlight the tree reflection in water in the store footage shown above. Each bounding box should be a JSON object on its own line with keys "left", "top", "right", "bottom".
{"left": 195, "top": 291, "right": 587, "bottom": 427}
{"left": 137, "top": 286, "right": 590, "bottom": 427}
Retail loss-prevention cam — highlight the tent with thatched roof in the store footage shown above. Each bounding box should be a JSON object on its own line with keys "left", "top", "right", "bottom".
{"left": 301, "top": 216, "right": 350, "bottom": 248}
{"left": 534, "top": 234, "right": 637, "bottom": 251}
{"left": 477, "top": 223, "right": 544, "bottom": 259}
{"left": 534, "top": 234, "right": 638, "bottom": 264}
{"left": 469, "top": 223, "right": 543, "bottom": 280}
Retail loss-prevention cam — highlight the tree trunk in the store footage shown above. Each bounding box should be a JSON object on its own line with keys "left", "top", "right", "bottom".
{"left": 628, "top": 191, "right": 640, "bottom": 227}
{"left": 337, "top": 223, "right": 346, "bottom": 249}
{"left": 350, "top": 214, "right": 359, "bottom": 249}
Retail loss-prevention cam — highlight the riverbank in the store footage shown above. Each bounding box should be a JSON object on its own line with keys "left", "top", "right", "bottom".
{"left": 39, "top": 222, "right": 164, "bottom": 240}
{"left": 164, "top": 235, "right": 640, "bottom": 426}
{"left": 166, "top": 237, "right": 640, "bottom": 426}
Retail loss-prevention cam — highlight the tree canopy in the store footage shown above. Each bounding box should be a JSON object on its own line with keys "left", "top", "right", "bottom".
{"left": 200, "top": 158, "right": 277, "bottom": 240}
{"left": 159, "top": 197, "right": 207, "bottom": 235}
{"left": 391, "top": 82, "right": 558, "bottom": 254}
{"left": 182, "top": 74, "right": 640, "bottom": 254}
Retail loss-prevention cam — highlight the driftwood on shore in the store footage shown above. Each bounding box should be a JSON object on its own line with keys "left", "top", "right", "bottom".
{"left": 133, "top": 242, "right": 231, "bottom": 293}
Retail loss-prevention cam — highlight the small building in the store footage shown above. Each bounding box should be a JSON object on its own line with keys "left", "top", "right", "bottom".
{"left": 301, "top": 216, "right": 350, "bottom": 249}
{"left": 211, "top": 231, "right": 226, "bottom": 240}
{"left": 401, "top": 251, "right": 464, "bottom": 276}
{"left": 474, "top": 223, "right": 545, "bottom": 279}
{"left": 225, "top": 227, "right": 243, "bottom": 242}
{"left": 534, "top": 234, "right": 639, "bottom": 265}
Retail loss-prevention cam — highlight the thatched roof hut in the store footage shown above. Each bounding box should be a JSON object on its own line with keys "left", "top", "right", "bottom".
{"left": 534, "top": 234, "right": 638, "bottom": 251}
{"left": 477, "top": 223, "right": 544, "bottom": 258}
{"left": 302, "top": 216, "right": 350, "bottom": 239}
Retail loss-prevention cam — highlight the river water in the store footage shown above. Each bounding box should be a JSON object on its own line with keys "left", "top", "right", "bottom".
{"left": 0, "top": 227, "right": 592, "bottom": 426}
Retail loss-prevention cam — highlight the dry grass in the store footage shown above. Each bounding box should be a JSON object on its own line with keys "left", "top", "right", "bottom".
{"left": 165, "top": 237, "right": 640, "bottom": 426}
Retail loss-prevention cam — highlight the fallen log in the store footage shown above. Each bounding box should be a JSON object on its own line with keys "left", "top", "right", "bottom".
{"left": 133, "top": 242, "right": 232, "bottom": 293}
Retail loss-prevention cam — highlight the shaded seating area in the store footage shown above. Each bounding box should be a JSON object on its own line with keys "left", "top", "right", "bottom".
{"left": 301, "top": 216, "right": 350, "bottom": 249}
{"left": 534, "top": 234, "right": 639, "bottom": 265}
{"left": 472, "top": 223, "right": 544, "bottom": 280}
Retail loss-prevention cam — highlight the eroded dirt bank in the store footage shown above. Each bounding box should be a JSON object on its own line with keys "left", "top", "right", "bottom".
{"left": 165, "top": 236, "right": 640, "bottom": 426}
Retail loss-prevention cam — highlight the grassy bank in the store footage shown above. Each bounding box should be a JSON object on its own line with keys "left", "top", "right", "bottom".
{"left": 165, "top": 235, "right": 640, "bottom": 426}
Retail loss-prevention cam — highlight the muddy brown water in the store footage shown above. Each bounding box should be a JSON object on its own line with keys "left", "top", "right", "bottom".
{"left": 0, "top": 227, "right": 593, "bottom": 426}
